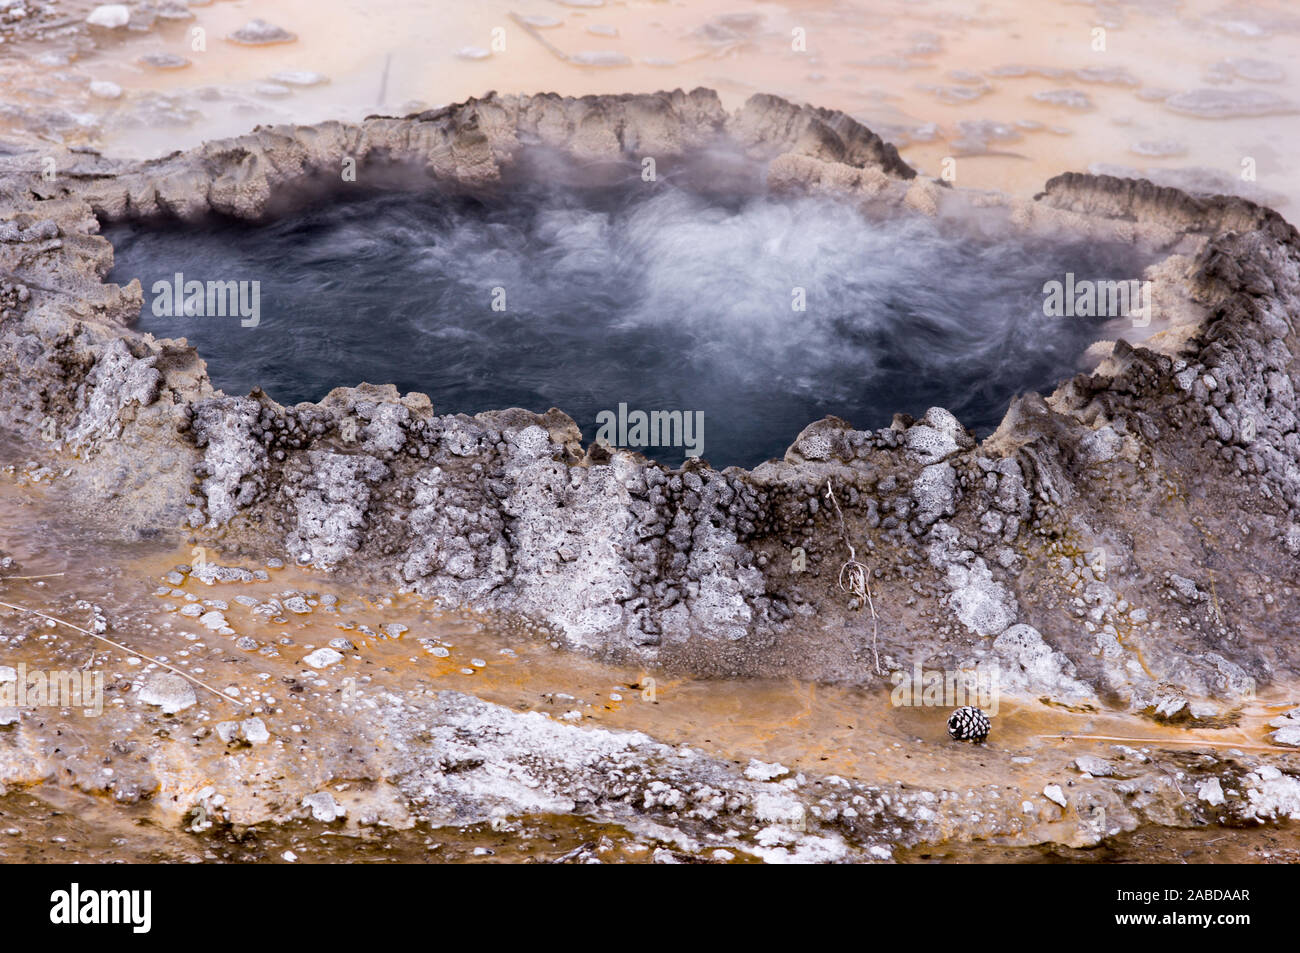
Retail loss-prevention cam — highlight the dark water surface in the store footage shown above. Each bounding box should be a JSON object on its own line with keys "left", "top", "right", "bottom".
{"left": 107, "top": 174, "right": 1150, "bottom": 468}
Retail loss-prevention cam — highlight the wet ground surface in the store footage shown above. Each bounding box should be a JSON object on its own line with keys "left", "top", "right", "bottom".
{"left": 897, "top": 822, "right": 1300, "bottom": 864}
{"left": 0, "top": 784, "right": 733, "bottom": 863}
{"left": 2, "top": 0, "right": 1297, "bottom": 219}
{"left": 4, "top": 782, "right": 1294, "bottom": 863}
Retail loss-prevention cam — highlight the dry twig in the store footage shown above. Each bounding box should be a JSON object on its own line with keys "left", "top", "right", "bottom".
{"left": 824, "top": 480, "right": 883, "bottom": 675}
{"left": 0, "top": 599, "right": 244, "bottom": 708}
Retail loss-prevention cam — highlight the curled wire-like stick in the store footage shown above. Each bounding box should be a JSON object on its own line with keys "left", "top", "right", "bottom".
{"left": 0, "top": 599, "right": 245, "bottom": 708}
{"left": 825, "top": 480, "right": 883, "bottom": 675}
{"left": 508, "top": 11, "right": 572, "bottom": 62}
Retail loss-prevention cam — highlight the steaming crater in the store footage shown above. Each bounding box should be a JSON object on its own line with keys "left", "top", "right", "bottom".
{"left": 3, "top": 87, "right": 1300, "bottom": 864}
{"left": 1, "top": 85, "right": 1296, "bottom": 724}
{"left": 106, "top": 157, "right": 1152, "bottom": 468}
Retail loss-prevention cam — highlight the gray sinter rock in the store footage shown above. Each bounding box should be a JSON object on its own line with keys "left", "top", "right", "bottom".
{"left": 137, "top": 672, "right": 197, "bottom": 713}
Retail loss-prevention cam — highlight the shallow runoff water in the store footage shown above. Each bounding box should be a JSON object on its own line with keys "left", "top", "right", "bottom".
{"left": 108, "top": 164, "right": 1150, "bottom": 468}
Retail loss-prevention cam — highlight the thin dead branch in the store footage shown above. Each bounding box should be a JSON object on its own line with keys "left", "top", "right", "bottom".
{"left": 0, "top": 599, "right": 244, "bottom": 708}
{"left": 824, "top": 479, "right": 883, "bottom": 676}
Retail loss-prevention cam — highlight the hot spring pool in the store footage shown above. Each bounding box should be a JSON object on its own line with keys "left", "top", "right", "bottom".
{"left": 107, "top": 170, "right": 1153, "bottom": 468}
